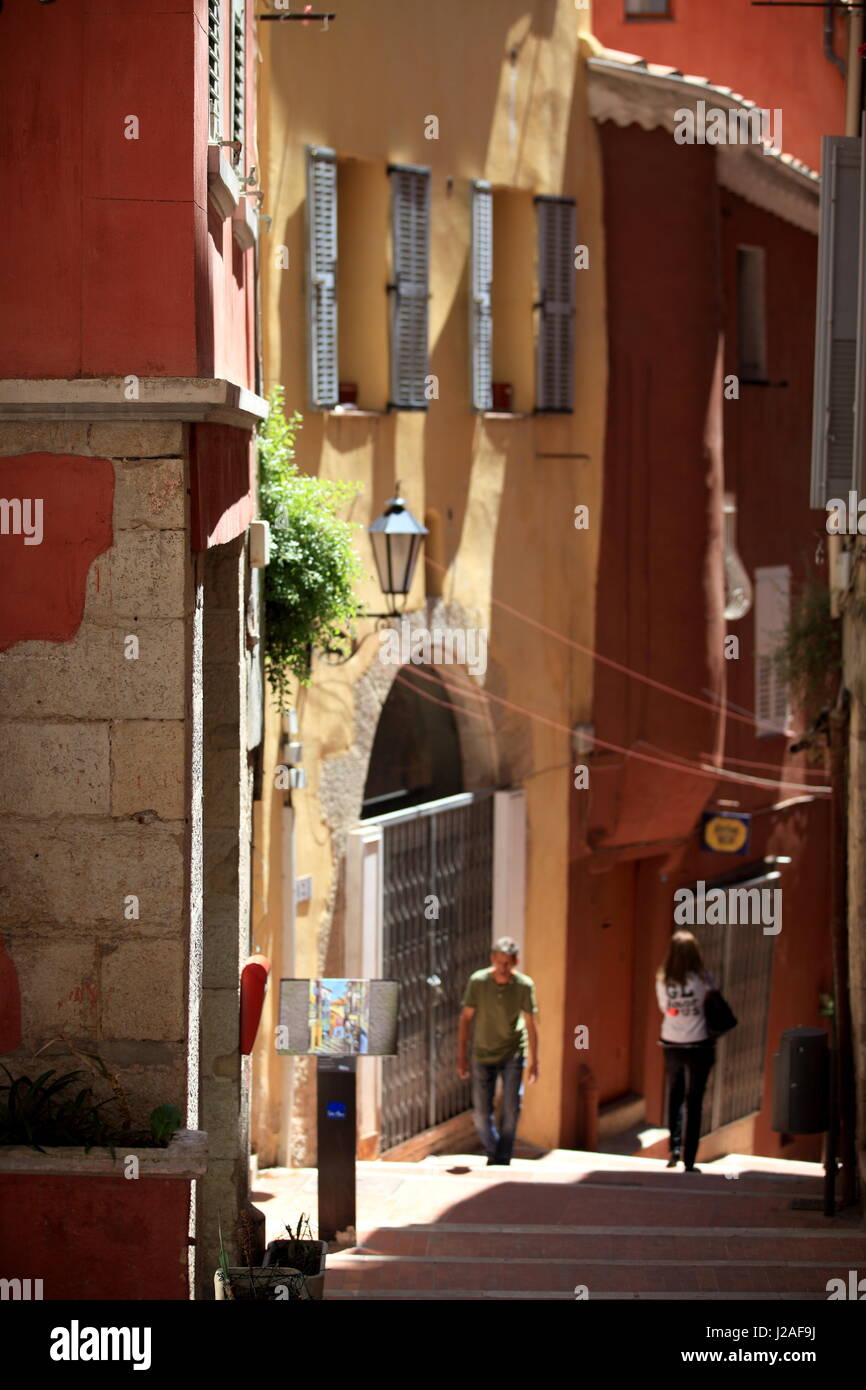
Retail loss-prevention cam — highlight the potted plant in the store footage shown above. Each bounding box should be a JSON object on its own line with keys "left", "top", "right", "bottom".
{"left": 214, "top": 1214, "right": 327, "bottom": 1301}
{"left": 0, "top": 1047, "right": 206, "bottom": 1300}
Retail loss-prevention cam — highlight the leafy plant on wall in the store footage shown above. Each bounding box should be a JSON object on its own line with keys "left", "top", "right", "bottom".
{"left": 258, "top": 388, "right": 364, "bottom": 701}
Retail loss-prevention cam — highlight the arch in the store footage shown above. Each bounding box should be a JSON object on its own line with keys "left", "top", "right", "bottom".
{"left": 362, "top": 664, "right": 463, "bottom": 817}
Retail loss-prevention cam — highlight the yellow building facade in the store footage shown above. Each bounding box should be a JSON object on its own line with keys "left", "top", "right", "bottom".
{"left": 252, "top": 0, "right": 607, "bottom": 1164}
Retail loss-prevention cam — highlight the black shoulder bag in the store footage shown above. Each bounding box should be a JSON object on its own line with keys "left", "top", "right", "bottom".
{"left": 704, "top": 989, "right": 737, "bottom": 1037}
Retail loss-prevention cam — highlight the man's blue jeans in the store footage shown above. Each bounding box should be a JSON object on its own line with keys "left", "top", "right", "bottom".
{"left": 471, "top": 1054, "right": 525, "bottom": 1165}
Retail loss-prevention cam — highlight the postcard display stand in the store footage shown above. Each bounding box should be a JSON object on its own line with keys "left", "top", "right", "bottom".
{"left": 278, "top": 979, "right": 399, "bottom": 1243}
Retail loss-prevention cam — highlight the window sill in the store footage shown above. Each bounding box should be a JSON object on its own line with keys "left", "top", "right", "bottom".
{"left": 232, "top": 195, "right": 258, "bottom": 252}
{"left": 326, "top": 406, "right": 386, "bottom": 417}
{"left": 482, "top": 411, "right": 529, "bottom": 420}
{"left": 207, "top": 144, "right": 241, "bottom": 220}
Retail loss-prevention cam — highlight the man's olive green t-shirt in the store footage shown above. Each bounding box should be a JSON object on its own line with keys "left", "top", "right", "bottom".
{"left": 462, "top": 968, "right": 538, "bottom": 1064}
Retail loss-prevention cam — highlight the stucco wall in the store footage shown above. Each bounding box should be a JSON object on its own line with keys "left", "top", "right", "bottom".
{"left": 257, "top": 0, "right": 607, "bottom": 1153}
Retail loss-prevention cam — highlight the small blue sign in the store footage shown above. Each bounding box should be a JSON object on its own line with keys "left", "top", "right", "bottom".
{"left": 326, "top": 1102, "right": 346, "bottom": 1119}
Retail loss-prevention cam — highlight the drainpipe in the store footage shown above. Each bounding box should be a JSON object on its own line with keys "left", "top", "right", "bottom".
{"left": 845, "top": 3, "right": 864, "bottom": 137}
{"left": 825, "top": 2, "right": 846, "bottom": 79}
{"left": 829, "top": 688, "right": 857, "bottom": 1207}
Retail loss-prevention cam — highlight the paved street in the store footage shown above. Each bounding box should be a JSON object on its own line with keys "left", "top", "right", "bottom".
{"left": 254, "top": 1150, "right": 865, "bottom": 1300}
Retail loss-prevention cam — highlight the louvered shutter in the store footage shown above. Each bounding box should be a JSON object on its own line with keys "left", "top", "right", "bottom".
{"left": 754, "top": 566, "right": 790, "bottom": 736}
{"left": 231, "top": 0, "right": 245, "bottom": 166}
{"left": 306, "top": 147, "right": 339, "bottom": 410}
{"left": 811, "top": 136, "right": 860, "bottom": 508}
{"left": 389, "top": 165, "right": 430, "bottom": 409}
{"left": 471, "top": 181, "right": 493, "bottom": 411}
{"left": 536, "top": 197, "right": 576, "bottom": 412}
{"left": 208, "top": 0, "right": 221, "bottom": 142}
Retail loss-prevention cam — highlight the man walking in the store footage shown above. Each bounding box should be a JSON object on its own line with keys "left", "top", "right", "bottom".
{"left": 457, "top": 937, "right": 539, "bottom": 1165}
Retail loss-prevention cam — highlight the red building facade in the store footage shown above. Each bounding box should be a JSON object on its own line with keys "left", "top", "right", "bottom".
{"left": 563, "top": 55, "right": 833, "bottom": 1164}
{"left": 0, "top": 0, "right": 265, "bottom": 1297}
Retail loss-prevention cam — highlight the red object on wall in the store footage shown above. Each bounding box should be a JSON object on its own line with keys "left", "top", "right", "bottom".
{"left": 240, "top": 955, "right": 271, "bottom": 1056}
{"left": 0, "top": 1176, "right": 191, "bottom": 1299}
{"left": 190, "top": 423, "right": 254, "bottom": 551}
{"left": 0, "top": 937, "right": 22, "bottom": 1053}
{"left": 0, "top": 453, "right": 114, "bottom": 652}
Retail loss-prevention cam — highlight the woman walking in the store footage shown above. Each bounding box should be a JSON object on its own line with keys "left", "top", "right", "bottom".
{"left": 656, "top": 930, "right": 718, "bottom": 1172}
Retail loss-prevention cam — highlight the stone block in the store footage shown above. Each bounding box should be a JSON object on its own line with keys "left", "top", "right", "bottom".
{"left": 0, "top": 723, "right": 110, "bottom": 817}
{"left": 100, "top": 940, "right": 185, "bottom": 1039}
{"left": 0, "top": 820, "right": 186, "bottom": 932}
{"left": 10, "top": 936, "right": 100, "bottom": 1037}
{"left": 87, "top": 422, "right": 185, "bottom": 459}
{"left": 86, "top": 530, "right": 190, "bottom": 622}
{"left": 0, "top": 422, "right": 93, "bottom": 457}
{"left": 111, "top": 720, "right": 186, "bottom": 820}
{"left": 114, "top": 457, "right": 187, "bottom": 531}
{"left": 0, "top": 620, "right": 186, "bottom": 721}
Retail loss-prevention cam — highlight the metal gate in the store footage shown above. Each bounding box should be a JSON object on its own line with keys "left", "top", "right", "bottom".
{"left": 692, "top": 903, "right": 776, "bottom": 1136}
{"left": 374, "top": 791, "right": 494, "bottom": 1151}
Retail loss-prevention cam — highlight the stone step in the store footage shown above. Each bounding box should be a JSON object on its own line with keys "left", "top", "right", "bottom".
{"left": 342, "top": 1224, "right": 866, "bottom": 1263}
{"left": 323, "top": 1252, "right": 855, "bottom": 1296}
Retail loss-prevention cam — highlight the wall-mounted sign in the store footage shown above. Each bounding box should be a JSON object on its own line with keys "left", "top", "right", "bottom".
{"left": 701, "top": 811, "right": 751, "bottom": 855}
{"left": 327, "top": 1102, "right": 347, "bottom": 1119}
{"left": 278, "top": 978, "right": 399, "bottom": 1056}
{"left": 295, "top": 874, "right": 313, "bottom": 903}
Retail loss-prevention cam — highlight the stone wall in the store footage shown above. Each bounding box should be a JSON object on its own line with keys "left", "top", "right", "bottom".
{"left": 0, "top": 420, "right": 194, "bottom": 1126}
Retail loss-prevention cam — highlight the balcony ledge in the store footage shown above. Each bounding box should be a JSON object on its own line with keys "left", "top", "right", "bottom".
{"left": 0, "top": 378, "right": 268, "bottom": 428}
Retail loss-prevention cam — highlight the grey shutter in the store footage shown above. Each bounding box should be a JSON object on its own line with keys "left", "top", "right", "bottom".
{"left": 471, "top": 181, "right": 493, "bottom": 411}
{"left": 389, "top": 165, "right": 430, "bottom": 409}
{"left": 207, "top": 0, "right": 221, "bottom": 142}
{"left": 231, "top": 0, "right": 246, "bottom": 166}
{"left": 811, "top": 135, "right": 860, "bottom": 508}
{"left": 536, "top": 197, "right": 576, "bottom": 412}
{"left": 306, "top": 147, "right": 338, "bottom": 410}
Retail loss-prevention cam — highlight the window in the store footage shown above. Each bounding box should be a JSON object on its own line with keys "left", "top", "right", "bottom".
{"left": 230, "top": 0, "right": 246, "bottom": 167}
{"left": 208, "top": 0, "right": 221, "bottom": 142}
{"left": 470, "top": 187, "right": 535, "bottom": 413}
{"left": 388, "top": 165, "right": 431, "bottom": 409}
{"left": 737, "top": 246, "right": 767, "bottom": 383}
{"left": 304, "top": 151, "right": 390, "bottom": 412}
{"left": 811, "top": 134, "right": 860, "bottom": 508}
{"left": 625, "top": 0, "right": 672, "bottom": 15}
{"left": 754, "top": 566, "right": 790, "bottom": 737}
{"left": 535, "top": 196, "right": 576, "bottom": 412}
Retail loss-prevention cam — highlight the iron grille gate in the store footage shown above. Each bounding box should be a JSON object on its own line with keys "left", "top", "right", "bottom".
{"left": 692, "top": 904, "right": 776, "bottom": 1137}
{"left": 376, "top": 792, "right": 494, "bottom": 1152}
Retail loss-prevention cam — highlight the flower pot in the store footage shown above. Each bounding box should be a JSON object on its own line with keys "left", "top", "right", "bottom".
{"left": 214, "top": 1262, "right": 320, "bottom": 1301}
{"left": 263, "top": 1237, "right": 328, "bottom": 1300}
{"left": 0, "top": 1129, "right": 207, "bottom": 1300}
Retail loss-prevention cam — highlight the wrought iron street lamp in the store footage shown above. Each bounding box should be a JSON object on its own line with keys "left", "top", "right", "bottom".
{"left": 367, "top": 486, "right": 428, "bottom": 615}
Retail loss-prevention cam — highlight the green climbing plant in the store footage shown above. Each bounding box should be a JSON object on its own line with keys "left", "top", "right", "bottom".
{"left": 258, "top": 388, "right": 364, "bottom": 702}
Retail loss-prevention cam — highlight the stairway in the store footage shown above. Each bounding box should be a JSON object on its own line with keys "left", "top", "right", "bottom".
{"left": 300, "top": 1151, "right": 864, "bottom": 1300}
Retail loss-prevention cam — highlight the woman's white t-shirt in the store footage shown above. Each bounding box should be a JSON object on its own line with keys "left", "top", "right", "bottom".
{"left": 656, "top": 970, "right": 718, "bottom": 1044}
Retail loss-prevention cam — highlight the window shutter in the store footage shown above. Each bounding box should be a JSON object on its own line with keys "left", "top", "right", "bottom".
{"left": 754, "top": 566, "right": 790, "bottom": 736}
{"left": 231, "top": 0, "right": 246, "bottom": 166}
{"left": 811, "top": 135, "right": 860, "bottom": 508}
{"left": 535, "top": 197, "right": 576, "bottom": 412}
{"left": 389, "top": 165, "right": 430, "bottom": 409}
{"left": 306, "top": 147, "right": 339, "bottom": 410}
{"left": 207, "top": 0, "right": 221, "bottom": 142}
{"left": 471, "top": 181, "right": 493, "bottom": 411}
